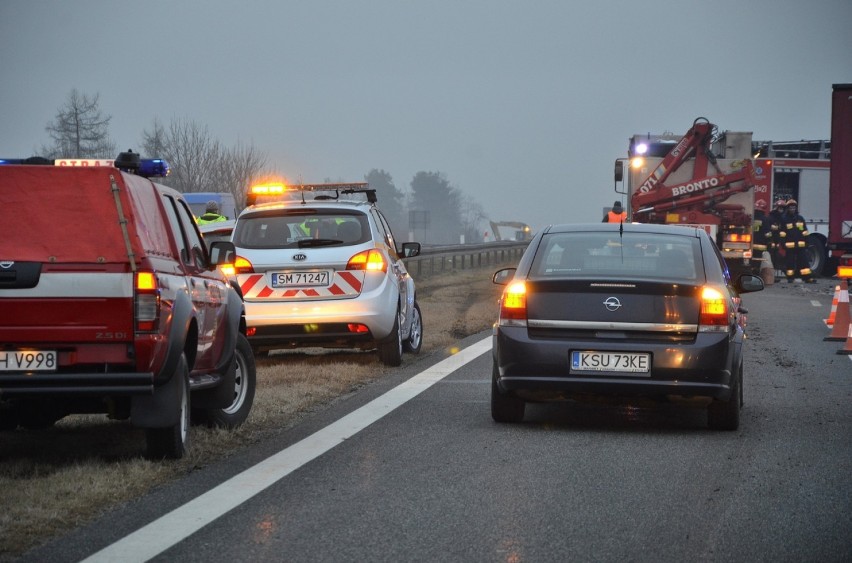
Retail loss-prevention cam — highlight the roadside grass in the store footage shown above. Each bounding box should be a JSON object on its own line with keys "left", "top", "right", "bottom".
{"left": 0, "top": 268, "right": 504, "bottom": 560}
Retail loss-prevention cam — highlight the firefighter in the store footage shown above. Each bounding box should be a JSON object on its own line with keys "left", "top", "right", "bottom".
{"left": 197, "top": 201, "right": 227, "bottom": 225}
{"left": 603, "top": 200, "right": 627, "bottom": 223}
{"left": 752, "top": 199, "right": 773, "bottom": 275}
{"left": 778, "top": 198, "right": 816, "bottom": 283}
{"left": 767, "top": 198, "right": 787, "bottom": 280}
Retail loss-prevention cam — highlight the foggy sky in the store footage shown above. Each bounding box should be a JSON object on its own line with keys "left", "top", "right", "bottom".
{"left": 2, "top": 0, "right": 850, "bottom": 233}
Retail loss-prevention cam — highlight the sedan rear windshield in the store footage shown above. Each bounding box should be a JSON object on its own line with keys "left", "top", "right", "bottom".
{"left": 530, "top": 231, "right": 701, "bottom": 281}
{"left": 233, "top": 209, "right": 370, "bottom": 249}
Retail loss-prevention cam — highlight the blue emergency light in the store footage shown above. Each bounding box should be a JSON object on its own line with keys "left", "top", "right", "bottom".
{"left": 114, "top": 150, "right": 170, "bottom": 178}
{"left": 138, "top": 159, "right": 170, "bottom": 178}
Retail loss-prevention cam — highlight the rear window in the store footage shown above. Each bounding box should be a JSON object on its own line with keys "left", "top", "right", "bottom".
{"left": 233, "top": 209, "right": 370, "bottom": 249}
{"left": 529, "top": 231, "right": 701, "bottom": 281}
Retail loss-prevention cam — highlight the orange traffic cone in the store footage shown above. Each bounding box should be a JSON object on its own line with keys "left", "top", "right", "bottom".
{"left": 837, "top": 319, "right": 852, "bottom": 355}
{"left": 825, "top": 283, "right": 841, "bottom": 326}
{"left": 825, "top": 281, "right": 851, "bottom": 341}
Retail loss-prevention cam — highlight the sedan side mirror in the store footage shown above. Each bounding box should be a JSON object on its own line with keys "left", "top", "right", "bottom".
{"left": 736, "top": 274, "right": 765, "bottom": 294}
{"left": 492, "top": 267, "right": 517, "bottom": 285}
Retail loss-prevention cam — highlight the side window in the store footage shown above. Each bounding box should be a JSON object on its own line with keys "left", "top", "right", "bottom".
{"left": 161, "top": 194, "right": 191, "bottom": 265}
{"left": 176, "top": 200, "right": 208, "bottom": 270}
{"left": 372, "top": 209, "right": 398, "bottom": 258}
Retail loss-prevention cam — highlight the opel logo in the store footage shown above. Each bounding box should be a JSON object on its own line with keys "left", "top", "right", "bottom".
{"left": 603, "top": 296, "right": 622, "bottom": 311}
{"left": 293, "top": 253, "right": 307, "bottom": 261}
{"left": 0, "top": 261, "right": 13, "bottom": 269}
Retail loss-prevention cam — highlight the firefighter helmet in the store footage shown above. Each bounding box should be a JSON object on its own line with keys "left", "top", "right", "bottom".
{"left": 786, "top": 198, "right": 798, "bottom": 207}
{"left": 774, "top": 199, "right": 786, "bottom": 207}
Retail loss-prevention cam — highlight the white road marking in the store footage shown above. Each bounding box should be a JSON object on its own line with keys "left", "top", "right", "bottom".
{"left": 81, "top": 337, "right": 492, "bottom": 563}
{"left": 811, "top": 300, "right": 822, "bottom": 307}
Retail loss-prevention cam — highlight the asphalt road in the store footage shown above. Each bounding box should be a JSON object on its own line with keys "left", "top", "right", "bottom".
{"left": 20, "top": 278, "right": 852, "bottom": 562}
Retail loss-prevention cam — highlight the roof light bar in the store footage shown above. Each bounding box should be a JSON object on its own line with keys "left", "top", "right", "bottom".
{"left": 0, "top": 153, "right": 170, "bottom": 178}
{"left": 245, "top": 182, "right": 376, "bottom": 207}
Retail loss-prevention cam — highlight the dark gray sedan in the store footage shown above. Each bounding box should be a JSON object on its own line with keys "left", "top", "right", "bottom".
{"left": 491, "top": 222, "right": 764, "bottom": 430}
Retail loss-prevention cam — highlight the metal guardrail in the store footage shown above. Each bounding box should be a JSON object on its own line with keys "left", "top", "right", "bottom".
{"left": 403, "top": 241, "right": 529, "bottom": 278}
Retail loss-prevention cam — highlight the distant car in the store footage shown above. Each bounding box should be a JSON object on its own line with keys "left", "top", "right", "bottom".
{"left": 198, "top": 219, "right": 236, "bottom": 245}
{"left": 231, "top": 185, "right": 423, "bottom": 366}
{"left": 491, "top": 222, "right": 764, "bottom": 430}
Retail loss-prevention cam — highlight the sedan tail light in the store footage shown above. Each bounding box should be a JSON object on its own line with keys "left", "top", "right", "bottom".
{"left": 498, "top": 281, "right": 527, "bottom": 327}
{"left": 346, "top": 249, "right": 387, "bottom": 272}
{"left": 698, "top": 286, "right": 729, "bottom": 332}
{"left": 135, "top": 271, "right": 160, "bottom": 332}
{"left": 233, "top": 255, "right": 254, "bottom": 274}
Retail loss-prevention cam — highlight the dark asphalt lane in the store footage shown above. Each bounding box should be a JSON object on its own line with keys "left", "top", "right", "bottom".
{"left": 20, "top": 278, "right": 852, "bottom": 562}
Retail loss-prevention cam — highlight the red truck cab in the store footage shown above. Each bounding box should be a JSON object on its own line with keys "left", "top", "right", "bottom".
{"left": 0, "top": 154, "right": 255, "bottom": 459}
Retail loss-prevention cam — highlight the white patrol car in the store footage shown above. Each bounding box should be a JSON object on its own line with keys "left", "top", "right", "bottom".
{"left": 232, "top": 183, "right": 422, "bottom": 366}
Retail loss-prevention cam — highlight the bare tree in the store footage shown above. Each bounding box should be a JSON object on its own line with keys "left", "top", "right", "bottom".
{"left": 213, "top": 141, "right": 270, "bottom": 208}
{"left": 141, "top": 117, "right": 270, "bottom": 208}
{"left": 140, "top": 117, "right": 169, "bottom": 159}
{"left": 43, "top": 89, "right": 115, "bottom": 158}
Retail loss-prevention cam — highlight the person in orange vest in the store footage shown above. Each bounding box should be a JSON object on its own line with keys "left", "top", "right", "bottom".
{"left": 602, "top": 200, "right": 627, "bottom": 223}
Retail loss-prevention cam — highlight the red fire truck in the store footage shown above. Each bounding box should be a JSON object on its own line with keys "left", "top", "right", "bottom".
{"left": 751, "top": 83, "right": 852, "bottom": 276}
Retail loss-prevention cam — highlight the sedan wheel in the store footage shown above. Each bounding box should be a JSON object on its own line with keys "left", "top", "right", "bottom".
{"left": 491, "top": 361, "right": 525, "bottom": 423}
{"left": 708, "top": 362, "right": 742, "bottom": 431}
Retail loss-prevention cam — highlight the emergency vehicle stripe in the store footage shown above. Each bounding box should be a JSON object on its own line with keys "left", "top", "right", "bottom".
{"left": 236, "top": 271, "right": 365, "bottom": 300}
{"left": 240, "top": 274, "right": 263, "bottom": 295}
{"left": 338, "top": 271, "right": 362, "bottom": 292}
{"left": 0, "top": 273, "right": 133, "bottom": 298}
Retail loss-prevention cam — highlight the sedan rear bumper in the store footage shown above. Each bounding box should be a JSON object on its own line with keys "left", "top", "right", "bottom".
{"left": 493, "top": 326, "right": 740, "bottom": 401}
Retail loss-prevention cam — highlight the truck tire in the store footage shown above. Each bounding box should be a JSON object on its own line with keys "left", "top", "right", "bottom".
{"left": 199, "top": 333, "right": 256, "bottom": 429}
{"left": 146, "top": 354, "right": 191, "bottom": 460}
{"left": 805, "top": 234, "right": 827, "bottom": 277}
{"left": 403, "top": 301, "right": 423, "bottom": 354}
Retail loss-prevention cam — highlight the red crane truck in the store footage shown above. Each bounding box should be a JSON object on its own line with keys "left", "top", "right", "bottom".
{"left": 615, "top": 117, "right": 766, "bottom": 277}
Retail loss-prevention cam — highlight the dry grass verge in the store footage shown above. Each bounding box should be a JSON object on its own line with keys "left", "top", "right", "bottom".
{"left": 0, "top": 268, "right": 505, "bottom": 559}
